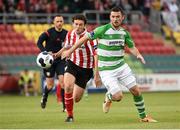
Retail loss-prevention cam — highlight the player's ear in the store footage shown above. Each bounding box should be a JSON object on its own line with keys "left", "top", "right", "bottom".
{"left": 122, "top": 15, "right": 125, "bottom": 20}
{"left": 53, "top": 19, "right": 55, "bottom": 24}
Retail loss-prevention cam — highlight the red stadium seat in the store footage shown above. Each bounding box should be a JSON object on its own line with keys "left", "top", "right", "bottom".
{"left": 0, "top": 39, "right": 6, "bottom": 46}
{"left": 137, "top": 32, "right": 146, "bottom": 39}
{"left": 153, "top": 47, "right": 160, "bottom": 54}
{"left": 138, "top": 46, "right": 147, "bottom": 54}
{"left": 12, "top": 39, "right": 20, "bottom": 45}
{"left": 131, "top": 32, "right": 138, "bottom": 39}
{"left": 129, "top": 24, "right": 141, "bottom": 32}
{"left": 0, "top": 25, "right": 6, "bottom": 32}
{"left": 1, "top": 32, "right": 9, "bottom": 39}
{"left": 23, "top": 46, "right": 32, "bottom": 54}
{"left": 0, "top": 46, "right": 9, "bottom": 55}
{"left": 143, "top": 32, "right": 153, "bottom": 39}
{"left": 4, "top": 39, "right": 14, "bottom": 46}
{"left": 8, "top": 46, "right": 17, "bottom": 55}
{"left": 32, "top": 47, "right": 40, "bottom": 54}
{"left": 6, "top": 25, "right": 14, "bottom": 32}
{"left": 16, "top": 47, "right": 24, "bottom": 54}
{"left": 153, "top": 40, "right": 164, "bottom": 46}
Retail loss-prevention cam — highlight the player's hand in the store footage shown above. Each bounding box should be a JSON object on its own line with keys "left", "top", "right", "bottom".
{"left": 52, "top": 53, "right": 58, "bottom": 59}
{"left": 48, "top": 51, "right": 53, "bottom": 55}
{"left": 137, "top": 54, "right": 146, "bottom": 64}
{"left": 94, "top": 74, "right": 102, "bottom": 88}
{"left": 61, "top": 50, "right": 71, "bottom": 59}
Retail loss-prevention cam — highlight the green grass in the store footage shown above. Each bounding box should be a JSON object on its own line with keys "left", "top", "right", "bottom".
{"left": 0, "top": 92, "right": 180, "bottom": 129}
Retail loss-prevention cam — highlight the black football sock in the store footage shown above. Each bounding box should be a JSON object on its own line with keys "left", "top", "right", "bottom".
{"left": 61, "top": 88, "right": 65, "bottom": 109}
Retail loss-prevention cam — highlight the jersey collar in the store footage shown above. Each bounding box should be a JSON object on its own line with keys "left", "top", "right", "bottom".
{"left": 110, "top": 23, "right": 122, "bottom": 31}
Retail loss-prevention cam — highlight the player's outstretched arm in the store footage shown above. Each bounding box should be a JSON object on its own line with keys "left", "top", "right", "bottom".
{"left": 53, "top": 47, "right": 66, "bottom": 59}
{"left": 93, "top": 55, "right": 102, "bottom": 87}
{"left": 61, "top": 35, "right": 90, "bottom": 59}
{"left": 129, "top": 47, "right": 146, "bottom": 64}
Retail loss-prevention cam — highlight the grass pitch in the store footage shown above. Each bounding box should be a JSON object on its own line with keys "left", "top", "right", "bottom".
{"left": 0, "top": 92, "right": 180, "bottom": 129}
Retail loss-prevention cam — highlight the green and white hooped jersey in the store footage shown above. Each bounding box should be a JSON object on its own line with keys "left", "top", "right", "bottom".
{"left": 87, "top": 23, "right": 134, "bottom": 71}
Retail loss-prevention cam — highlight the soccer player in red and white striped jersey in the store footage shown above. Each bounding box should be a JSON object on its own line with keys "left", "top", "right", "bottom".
{"left": 54, "top": 14, "right": 97, "bottom": 122}
{"left": 64, "top": 28, "right": 95, "bottom": 69}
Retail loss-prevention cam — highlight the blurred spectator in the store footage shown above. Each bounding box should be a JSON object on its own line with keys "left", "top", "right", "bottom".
{"left": 103, "top": 0, "right": 116, "bottom": 10}
{"left": 151, "top": 0, "right": 161, "bottom": 11}
{"left": 94, "top": 0, "right": 104, "bottom": 11}
{"left": 0, "top": 0, "right": 3, "bottom": 13}
{"left": 46, "top": 0, "right": 57, "bottom": 13}
{"left": 142, "top": 0, "right": 151, "bottom": 24}
{"left": 161, "top": 0, "right": 180, "bottom": 31}
{"left": 121, "top": 0, "right": 132, "bottom": 13}
{"left": 130, "top": 0, "right": 141, "bottom": 11}
{"left": 18, "top": 69, "right": 38, "bottom": 96}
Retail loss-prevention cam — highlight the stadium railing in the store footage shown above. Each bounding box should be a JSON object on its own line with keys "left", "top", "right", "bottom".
{"left": 0, "top": 10, "right": 144, "bottom": 25}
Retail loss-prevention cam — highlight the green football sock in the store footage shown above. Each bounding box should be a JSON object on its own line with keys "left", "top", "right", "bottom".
{"left": 133, "top": 95, "right": 146, "bottom": 119}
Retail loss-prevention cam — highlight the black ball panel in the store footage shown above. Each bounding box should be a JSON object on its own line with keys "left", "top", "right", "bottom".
{"left": 39, "top": 58, "right": 46, "bottom": 67}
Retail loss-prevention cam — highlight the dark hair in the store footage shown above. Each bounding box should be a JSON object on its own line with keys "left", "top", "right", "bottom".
{"left": 72, "top": 14, "right": 87, "bottom": 24}
{"left": 54, "top": 15, "right": 63, "bottom": 18}
{"left": 111, "top": 6, "right": 125, "bottom": 15}
{"left": 53, "top": 15, "right": 63, "bottom": 21}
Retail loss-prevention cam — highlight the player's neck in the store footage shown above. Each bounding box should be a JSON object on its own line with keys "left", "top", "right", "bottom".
{"left": 75, "top": 28, "right": 86, "bottom": 35}
{"left": 111, "top": 23, "right": 121, "bottom": 30}
{"left": 55, "top": 27, "right": 62, "bottom": 32}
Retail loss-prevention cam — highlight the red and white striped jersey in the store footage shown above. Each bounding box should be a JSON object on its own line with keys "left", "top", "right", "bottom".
{"left": 64, "top": 29, "right": 96, "bottom": 68}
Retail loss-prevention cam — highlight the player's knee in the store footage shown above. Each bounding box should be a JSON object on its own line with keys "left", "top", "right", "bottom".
{"left": 130, "top": 86, "right": 141, "bottom": 96}
{"left": 47, "top": 82, "right": 54, "bottom": 89}
{"left": 112, "top": 93, "right": 123, "bottom": 101}
{"left": 59, "top": 82, "right": 64, "bottom": 89}
{"left": 64, "top": 83, "right": 73, "bottom": 93}
{"left": 74, "top": 97, "right": 81, "bottom": 103}
{"left": 65, "top": 87, "right": 73, "bottom": 93}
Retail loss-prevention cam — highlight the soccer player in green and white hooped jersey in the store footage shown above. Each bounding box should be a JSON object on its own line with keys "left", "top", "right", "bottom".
{"left": 61, "top": 6, "right": 157, "bottom": 123}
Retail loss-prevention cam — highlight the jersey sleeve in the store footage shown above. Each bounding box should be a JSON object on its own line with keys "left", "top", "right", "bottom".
{"left": 37, "top": 31, "right": 49, "bottom": 51}
{"left": 125, "top": 30, "right": 135, "bottom": 48}
{"left": 87, "top": 26, "right": 105, "bottom": 40}
{"left": 91, "top": 39, "right": 98, "bottom": 56}
{"left": 63, "top": 31, "right": 72, "bottom": 49}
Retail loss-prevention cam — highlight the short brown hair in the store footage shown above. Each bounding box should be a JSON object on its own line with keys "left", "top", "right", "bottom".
{"left": 72, "top": 14, "right": 87, "bottom": 24}
{"left": 111, "top": 6, "right": 125, "bottom": 15}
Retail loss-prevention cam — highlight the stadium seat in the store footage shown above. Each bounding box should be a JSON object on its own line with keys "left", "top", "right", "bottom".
{"left": 0, "top": 39, "right": 6, "bottom": 46}
{"left": 136, "top": 32, "right": 145, "bottom": 39}
{"left": 29, "top": 24, "right": 36, "bottom": 31}
{"left": 172, "top": 32, "right": 180, "bottom": 39}
{"left": 1, "top": 47, "right": 9, "bottom": 55}
{"left": 8, "top": 46, "right": 17, "bottom": 55}
{"left": 16, "top": 47, "right": 25, "bottom": 55}
{"left": 36, "top": 24, "right": 45, "bottom": 32}
{"left": 129, "top": 24, "right": 141, "bottom": 32}
{"left": 143, "top": 32, "right": 153, "bottom": 39}
{"left": 0, "top": 25, "right": 6, "bottom": 32}
{"left": 42, "top": 24, "right": 51, "bottom": 30}
{"left": 6, "top": 25, "right": 14, "bottom": 32}
{"left": 1, "top": 32, "right": 9, "bottom": 39}
{"left": 5, "top": 39, "right": 14, "bottom": 46}
{"left": 131, "top": 32, "right": 138, "bottom": 39}
{"left": 161, "top": 25, "right": 171, "bottom": 39}
{"left": 23, "top": 46, "right": 32, "bottom": 54}
{"left": 175, "top": 38, "right": 180, "bottom": 45}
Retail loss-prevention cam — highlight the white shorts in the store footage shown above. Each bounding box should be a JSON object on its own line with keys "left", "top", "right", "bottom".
{"left": 99, "top": 63, "right": 136, "bottom": 95}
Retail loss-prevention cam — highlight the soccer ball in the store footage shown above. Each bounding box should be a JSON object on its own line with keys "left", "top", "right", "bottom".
{"left": 36, "top": 51, "right": 54, "bottom": 69}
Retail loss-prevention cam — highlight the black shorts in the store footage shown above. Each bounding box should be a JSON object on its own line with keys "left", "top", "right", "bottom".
{"left": 65, "top": 60, "right": 93, "bottom": 89}
{"left": 43, "top": 60, "right": 65, "bottom": 78}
